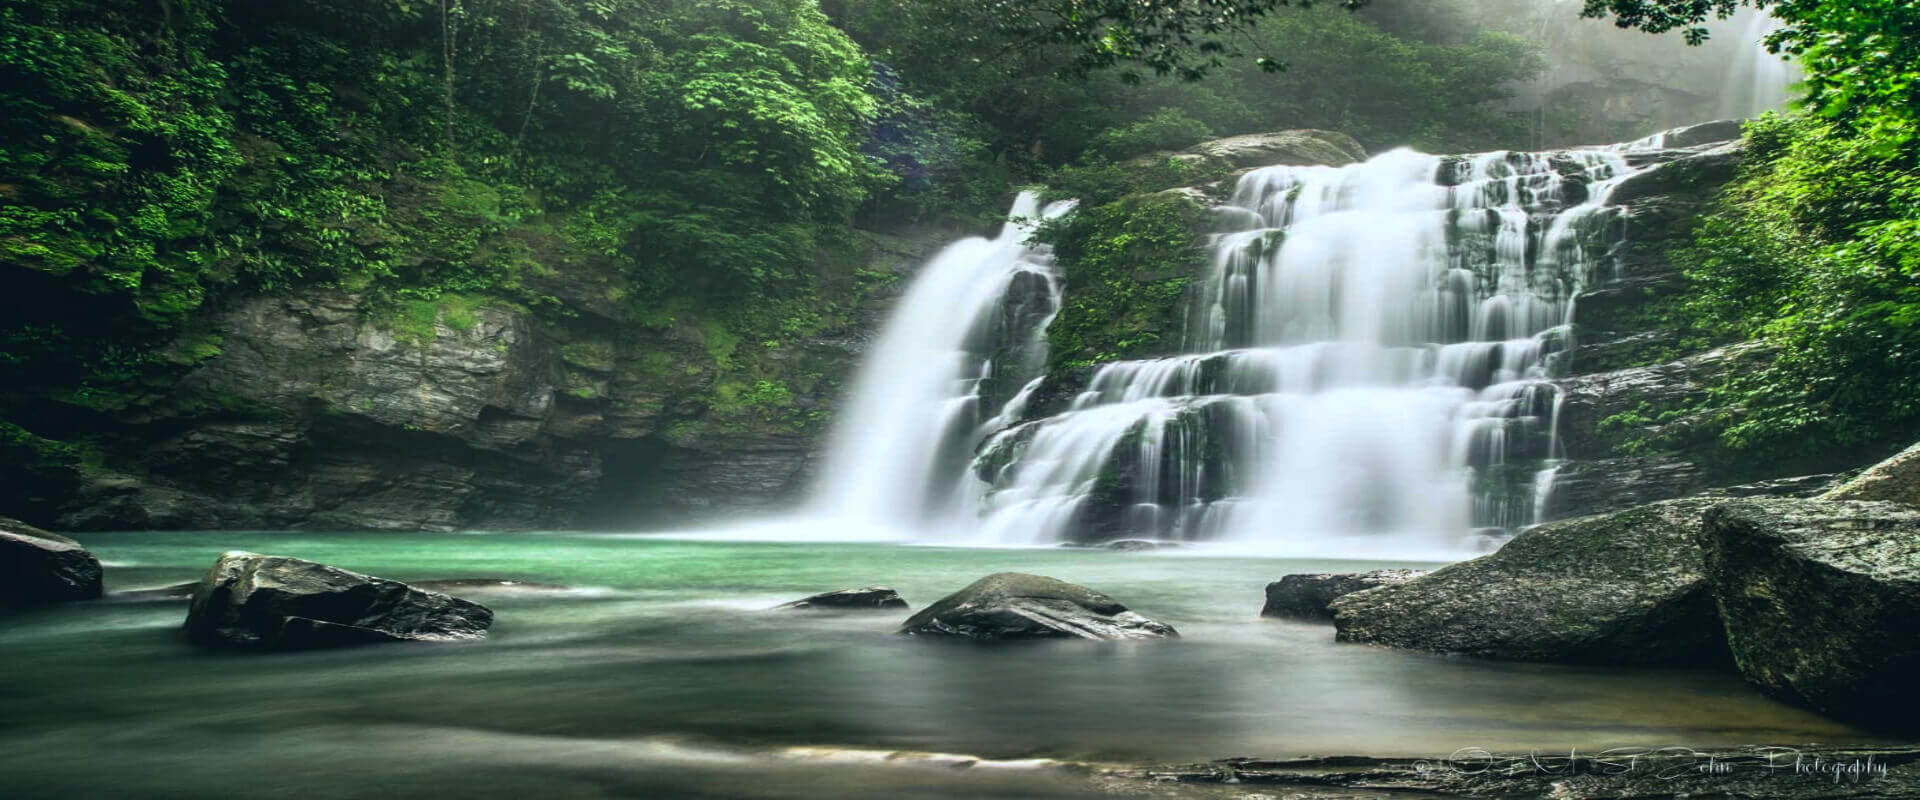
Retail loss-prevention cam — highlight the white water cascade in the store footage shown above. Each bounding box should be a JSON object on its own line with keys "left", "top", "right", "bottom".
{"left": 808, "top": 192, "right": 1075, "bottom": 536}
{"left": 965, "top": 147, "right": 1654, "bottom": 557}
{"left": 1717, "top": 10, "right": 1800, "bottom": 120}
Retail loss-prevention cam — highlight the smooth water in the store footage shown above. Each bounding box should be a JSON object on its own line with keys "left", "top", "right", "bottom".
{"left": 1, "top": 530, "right": 1878, "bottom": 798}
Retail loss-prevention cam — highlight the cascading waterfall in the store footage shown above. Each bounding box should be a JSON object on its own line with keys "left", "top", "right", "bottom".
{"left": 968, "top": 146, "right": 1652, "bottom": 557}
{"left": 1717, "top": 10, "right": 1800, "bottom": 120}
{"left": 808, "top": 192, "right": 1074, "bottom": 536}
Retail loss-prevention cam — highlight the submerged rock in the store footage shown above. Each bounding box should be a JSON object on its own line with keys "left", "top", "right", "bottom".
{"left": 774, "top": 586, "right": 908, "bottom": 611}
{"left": 1104, "top": 539, "right": 1181, "bottom": 552}
{"left": 1260, "top": 570, "right": 1426, "bottom": 621}
{"left": 1702, "top": 499, "right": 1920, "bottom": 734}
{"left": 899, "top": 572, "right": 1177, "bottom": 641}
{"left": 0, "top": 515, "right": 103, "bottom": 606}
{"left": 1331, "top": 499, "right": 1727, "bottom": 665}
{"left": 185, "top": 551, "right": 493, "bottom": 650}
{"left": 1822, "top": 440, "right": 1920, "bottom": 505}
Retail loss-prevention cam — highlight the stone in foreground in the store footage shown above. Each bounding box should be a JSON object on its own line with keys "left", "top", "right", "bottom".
{"left": 185, "top": 551, "right": 493, "bottom": 650}
{"left": 899, "top": 572, "right": 1177, "bottom": 641}
{"left": 1, "top": 515, "right": 103, "bottom": 606}
{"left": 1260, "top": 570, "right": 1426, "bottom": 621}
{"left": 1822, "top": 440, "right": 1920, "bottom": 505}
{"left": 1702, "top": 499, "right": 1920, "bottom": 734}
{"left": 774, "top": 586, "right": 909, "bottom": 611}
{"left": 1331, "top": 499, "right": 1727, "bottom": 665}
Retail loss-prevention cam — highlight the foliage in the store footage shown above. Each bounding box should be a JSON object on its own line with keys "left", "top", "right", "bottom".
{"left": 1035, "top": 193, "right": 1208, "bottom": 370}
{"left": 1674, "top": 114, "right": 1920, "bottom": 453}
{"left": 1580, "top": 0, "right": 1920, "bottom": 148}
{"left": 1085, "top": 108, "right": 1215, "bottom": 161}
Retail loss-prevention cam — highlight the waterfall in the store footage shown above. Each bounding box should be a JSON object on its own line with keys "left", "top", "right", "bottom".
{"left": 1717, "top": 10, "right": 1799, "bottom": 120}
{"left": 967, "top": 146, "right": 1652, "bottom": 557}
{"left": 808, "top": 192, "right": 1074, "bottom": 536}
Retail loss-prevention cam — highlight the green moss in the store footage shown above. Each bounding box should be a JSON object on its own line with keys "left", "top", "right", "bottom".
{"left": 1037, "top": 193, "right": 1208, "bottom": 371}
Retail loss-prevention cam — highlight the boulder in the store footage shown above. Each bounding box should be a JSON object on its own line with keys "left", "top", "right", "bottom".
{"left": 1186, "top": 130, "right": 1368, "bottom": 169}
{"left": 774, "top": 586, "right": 908, "bottom": 611}
{"left": 1701, "top": 499, "right": 1920, "bottom": 733}
{"left": 1260, "top": 570, "right": 1426, "bottom": 621}
{"left": 185, "top": 551, "right": 492, "bottom": 650}
{"left": 1822, "top": 441, "right": 1920, "bottom": 505}
{"left": 0, "top": 515, "right": 103, "bottom": 606}
{"left": 1331, "top": 499, "right": 1728, "bottom": 665}
{"left": 899, "top": 572, "right": 1177, "bottom": 641}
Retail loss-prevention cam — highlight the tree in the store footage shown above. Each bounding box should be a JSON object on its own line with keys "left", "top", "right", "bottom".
{"left": 1580, "top": 0, "right": 1920, "bottom": 145}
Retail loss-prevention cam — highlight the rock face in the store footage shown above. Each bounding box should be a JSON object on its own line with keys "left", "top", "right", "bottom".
{"left": 1822, "top": 441, "right": 1920, "bottom": 505}
{"left": 1260, "top": 570, "right": 1426, "bottom": 621}
{"left": 774, "top": 586, "right": 908, "bottom": 611}
{"left": 43, "top": 226, "right": 941, "bottom": 533}
{"left": 1182, "top": 130, "right": 1368, "bottom": 170}
{"left": 899, "top": 573, "right": 1177, "bottom": 641}
{"left": 1332, "top": 499, "right": 1728, "bottom": 665}
{"left": 1701, "top": 499, "right": 1920, "bottom": 733}
{"left": 185, "top": 551, "right": 493, "bottom": 649}
{"left": 0, "top": 516, "right": 102, "bottom": 606}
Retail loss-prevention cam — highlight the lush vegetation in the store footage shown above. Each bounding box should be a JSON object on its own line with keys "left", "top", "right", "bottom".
{"left": 1584, "top": 0, "right": 1920, "bottom": 455}
{"left": 1037, "top": 194, "right": 1208, "bottom": 370}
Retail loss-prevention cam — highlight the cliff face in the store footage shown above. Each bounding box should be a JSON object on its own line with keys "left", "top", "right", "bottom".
{"left": 50, "top": 229, "right": 942, "bottom": 532}
{"left": 1544, "top": 124, "right": 1862, "bottom": 519}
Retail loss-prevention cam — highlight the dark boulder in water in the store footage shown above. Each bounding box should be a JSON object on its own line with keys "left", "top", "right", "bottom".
{"left": 1261, "top": 570, "right": 1426, "bottom": 621}
{"left": 0, "top": 515, "right": 103, "bottom": 607}
{"left": 899, "top": 572, "right": 1177, "bottom": 641}
{"left": 185, "top": 551, "right": 492, "bottom": 650}
{"left": 1702, "top": 499, "right": 1920, "bottom": 734}
{"left": 1332, "top": 499, "right": 1729, "bottom": 665}
{"left": 773, "top": 586, "right": 908, "bottom": 611}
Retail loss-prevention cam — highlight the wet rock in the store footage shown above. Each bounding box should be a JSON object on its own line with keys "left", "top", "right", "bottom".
{"left": 1104, "top": 539, "right": 1181, "bottom": 552}
{"left": 0, "top": 515, "right": 103, "bottom": 606}
{"left": 1332, "top": 499, "right": 1728, "bottom": 665}
{"left": 1184, "top": 130, "right": 1368, "bottom": 169}
{"left": 1821, "top": 441, "right": 1920, "bottom": 506}
{"left": 1702, "top": 499, "right": 1920, "bottom": 733}
{"left": 900, "top": 572, "right": 1177, "bottom": 641}
{"left": 774, "top": 586, "right": 909, "bottom": 611}
{"left": 185, "top": 551, "right": 493, "bottom": 650}
{"left": 1260, "top": 570, "right": 1426, "bottom": 621}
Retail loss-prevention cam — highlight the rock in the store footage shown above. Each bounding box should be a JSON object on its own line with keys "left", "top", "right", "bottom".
{"left": 0, "top": 516, "right": 103, "bottom": 606}
{"left": 1260, "top": 570, "right": 1426, "bottom": 621}
{"left": 899, "top": 572, "right": 1177, "bottom": 641}
{"left": 774, "top": 586, "right": 909, "bottom": 611}
{"left": 1104, "top": 539, "right": 1180, "bottom": 552}
{"left": 1185, "top": 130, "right": 1368, "bottom": 169}
{"left": 185, "top": 551, "right": 493, "bottom": 650}
{"left": 1655, "top": 119, "right": 1746, "bottom": 149}
{"left": 1701, "top": 499, "right": 1920, "bottom": 733}
{"left": 1822, "top": 441, "right": 1920, "bottom": 506}
{"left": 1331, "top": 499, "right": 1728, "bottom": 665}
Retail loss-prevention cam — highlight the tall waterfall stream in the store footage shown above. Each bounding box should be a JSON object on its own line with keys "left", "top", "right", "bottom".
{"left": 816, "top": 141, "right": 1665, "bottom": 557}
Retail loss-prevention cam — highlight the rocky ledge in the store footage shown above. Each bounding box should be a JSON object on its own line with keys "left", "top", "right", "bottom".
{"left": 1331, "top": 499, "right": 1729, "bottom": 665}
{"left": 186, "top": 551, "right": 494, "bottom": 650}
{"left": 1261, "top": 569, "right": 1425, "bottom": 621}
{"left": 900, "top": 572, "right": 1177, "bottom": 641}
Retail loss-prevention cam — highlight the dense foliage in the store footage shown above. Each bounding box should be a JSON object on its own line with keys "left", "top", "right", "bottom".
{"left": 0, "top": 0, "right": 889, "bottom": 505}
{"left": 1586, "top": 0, "right": 1920, "bottom": 454}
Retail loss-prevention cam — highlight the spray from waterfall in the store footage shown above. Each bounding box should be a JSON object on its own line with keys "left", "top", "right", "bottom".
{"left": 1717, "top": 10, "right": 1800, "bottom": 119}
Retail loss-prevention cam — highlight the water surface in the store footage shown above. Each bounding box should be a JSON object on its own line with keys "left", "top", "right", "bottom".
{"left": 0, "top": 530, "right": 1877, "bottom": 798}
